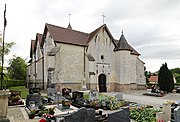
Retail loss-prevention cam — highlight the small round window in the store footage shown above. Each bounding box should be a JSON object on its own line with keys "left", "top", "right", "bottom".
{"left": 101, "top": 55, "right": 104, "bottom": 60}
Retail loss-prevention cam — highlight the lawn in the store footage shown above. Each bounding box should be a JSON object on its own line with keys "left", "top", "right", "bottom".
{"left": 8, "top": 86, "right": 29, "bottom": 99}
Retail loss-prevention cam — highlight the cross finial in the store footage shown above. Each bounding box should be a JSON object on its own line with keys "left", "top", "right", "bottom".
{"left": 121, "top": 30, "right": 123, "bottom": 34}
{"left": 102, "top": 13, "right": 106, "bottom": 24}
{"left": 69, "top": 14, "right": 71, "bottom": 23}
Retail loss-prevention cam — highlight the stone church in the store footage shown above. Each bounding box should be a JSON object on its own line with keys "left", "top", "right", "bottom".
{"left": 27, "top": 23, "right": 146, "bottom": 92}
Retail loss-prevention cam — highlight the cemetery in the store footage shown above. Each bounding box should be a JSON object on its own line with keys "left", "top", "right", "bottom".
{"left": 0, "top": 86, "right": 180, "bottom": 122}
{"left": 24, "top": 87, "right": 131, "bottom": 122}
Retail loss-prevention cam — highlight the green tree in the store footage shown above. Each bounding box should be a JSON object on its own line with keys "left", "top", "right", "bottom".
{"left": 170, "top": 68, "right": 180, "bottom": 74}
{"left": 170, "top": 68, "right": 180, "bottom": 83}
{"left": 0, "top": 33, "right": 15, "bottom": 62}
{"left": 145, "top": 71, "right": 151, "bottom": 83}
{"left": 158, "top": 63, "right": 174, "bottom": 93}
{"left": 8, "top": 56, "right": 27, "bottom": 80}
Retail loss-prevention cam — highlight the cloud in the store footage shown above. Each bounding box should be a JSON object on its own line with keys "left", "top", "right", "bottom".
{"left": 0, "top": 0, "right": 180, "bottom": 72}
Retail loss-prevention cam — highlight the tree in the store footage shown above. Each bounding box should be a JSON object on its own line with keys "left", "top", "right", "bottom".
{"left": 0, "top": 33, "right": 15, "bottom": 62}
{"left": 7, "top": 56, "right": 27, "bottom": 80}
{"left": 170, "top": 68, "right": 180, "bottom": 83}
{"left": 145, "top": 71, "right": 151, "bottom": 83}
{"left": 158, "top": 63, "right": 174, "bottom": 93}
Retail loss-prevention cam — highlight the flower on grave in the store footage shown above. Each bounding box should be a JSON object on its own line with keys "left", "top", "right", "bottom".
{"left": 39, "top": 118, "right": 46, "bottom": 122}
{"left": 43, "top": 113, "right": 55, "bottom": 122}
{"left": 62, "top": 100, "right": 71, "bottom": 107}
{"left": 48, "top": 107, "right": 55, "bottom": 115}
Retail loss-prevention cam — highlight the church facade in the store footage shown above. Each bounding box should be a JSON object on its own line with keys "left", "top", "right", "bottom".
{"left": 27, "top": 23, "right": 146, "bottom": 92}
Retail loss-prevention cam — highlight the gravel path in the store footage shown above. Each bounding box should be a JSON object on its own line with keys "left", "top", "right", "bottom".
{"left": 105, "top": 90, "right": 180, "bottom": 107}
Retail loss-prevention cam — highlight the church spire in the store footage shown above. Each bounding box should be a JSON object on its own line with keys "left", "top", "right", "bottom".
{"left": 67, "top": 14, "right": 72, "bottom": 29}
{"left": 114, "top": 32, "right": 132, "bottom": 51}
{"left": 67, "top": 23, "right": 72, "bottom": 29}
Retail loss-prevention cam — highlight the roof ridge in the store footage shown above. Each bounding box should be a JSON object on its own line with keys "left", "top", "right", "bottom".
{"left": 46, "top": 23, "right": 89, "bottom": 35}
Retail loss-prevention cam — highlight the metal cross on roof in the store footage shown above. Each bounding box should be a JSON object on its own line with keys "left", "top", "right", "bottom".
{"left": 69, "top": 14, "right": 71, "bottom": 23}
{"left": 102, "top": 13, "right": 106, "bottom": 24}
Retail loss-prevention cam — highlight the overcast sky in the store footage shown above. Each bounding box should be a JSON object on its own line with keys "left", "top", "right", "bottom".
{"left": 0, "top": 0, "right": 180, "bottom": 72}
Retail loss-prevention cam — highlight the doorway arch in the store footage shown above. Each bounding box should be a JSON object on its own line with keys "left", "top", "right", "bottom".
{"left": 98, "top": 74, "right": 107, "bottom": 92}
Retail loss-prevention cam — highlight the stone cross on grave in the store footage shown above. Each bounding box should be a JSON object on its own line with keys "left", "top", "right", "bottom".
{"left": 81, "top": 76, "right": 87, "bottom": 91}
{"left": 102, "top": 13, "right": 106, "bottom": 24}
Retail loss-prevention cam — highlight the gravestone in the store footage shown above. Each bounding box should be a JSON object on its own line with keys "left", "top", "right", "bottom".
{"left": 115, "top": 93, "right": 123, "bottom": 101}
{"left": 29, "top": 88, "right": 41, "bottom": 95}
{"left": 107, "top": 107, "right": 130, "bottom": 122}
{"left": 72, "top": 91, "right": 83, "bottom": 101}
{"left": 174, "top": 106, "right": 180, "bottom": 122}
{"left": 47, "top": 87, "right": 57, "bottom": 101}
{"left": 162, "top": 103, "right": 171, "bottom": 121}
{"left": 156, "top": 112, "right": 165, "bottom": 122}
{"left": 62, "top": 88, "right": 71, "bottom": 99}
{"left": 26, "top": 94, "right": 43, "bottom": 110}
{"left": 89, "top": 91, "right": 99, "bottom": 101}
{"left": 86, "top": 108, "right": 96, "bottom": 122}
{"left": 63, "top": 107, "right": 95, "bottom": 122}
{"left": 56, "top": 92, "right": 65, "bottom": 110}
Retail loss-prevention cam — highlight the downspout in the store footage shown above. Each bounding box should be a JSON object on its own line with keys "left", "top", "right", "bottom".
{"left": 84, "top": 47, "right": 85, "bottom": 76}
{"left": 41, "top": 48, "right": 45, "bottom": 90}
{"left": 34, "top": 54, "right": 37, "bottom": 88}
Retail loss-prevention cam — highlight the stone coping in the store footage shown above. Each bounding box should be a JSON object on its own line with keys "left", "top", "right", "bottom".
{"left": 0, "top": 90, "right": 11, "bottom": 97}
{"left": 46, "top": 104, "right": 78, "bottom": 116}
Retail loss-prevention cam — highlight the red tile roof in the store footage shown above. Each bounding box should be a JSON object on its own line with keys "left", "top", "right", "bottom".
{"left": 45, "top": 23, "right": 90, "bottom": 46}
{"left": 148, "top": 76, "right": 158, "bottom": 82}
{"left": 40, "top": 23, "right": 140, "bottom": 56}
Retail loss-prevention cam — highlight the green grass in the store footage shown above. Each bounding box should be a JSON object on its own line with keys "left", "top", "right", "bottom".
{"left": 8, "top": 86, "right": 28, "bottom": 99}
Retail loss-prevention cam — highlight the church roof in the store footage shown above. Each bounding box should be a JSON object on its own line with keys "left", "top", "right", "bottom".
{"left": 114, "top": 33, "right": 140, "bottom": 55}
{"left": 86, "top": 53, "right": 95, "bottom": 61}
{"left": 42, "top": 23, "right": 140, "bottom": 55}
{"left": 44, "top": 23, "right": 89, "bottom": 46}
{"left": 36, "top": 33, "right": 43, "bottom": 47}
{"left": 88, "top": 24, "right": 116, "bottom": 45}
{"left": 35, "top": 33, "right": 43, "bottom": 50}
{"left": 30, "top": 40, "right": 35, "bottom": 58}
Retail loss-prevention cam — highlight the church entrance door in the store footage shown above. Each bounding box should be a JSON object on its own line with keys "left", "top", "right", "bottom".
{"left": 98, "top": 74, "right": 107, "bottom": 92}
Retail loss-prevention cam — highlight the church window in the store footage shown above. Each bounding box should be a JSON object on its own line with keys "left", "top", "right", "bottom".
{"left": 106, "top": 38, "right": 107, "bottom": 44}
{"left": 47, "top": 70, "right": 53, "bottom": 84}
{"left": 95, "top": 35, "right": 98, "bottom": 43}
{"left": 48, "top": 34, "right": 53, "bottom": 45}
{"left": 96, "top": 69, "right": 98, "bottom": 74}
{"left": 86, "top": 45, "right": 89, "bottom": 52}
{"left": 101, "top": 55, "right": 104, "bottom": 61}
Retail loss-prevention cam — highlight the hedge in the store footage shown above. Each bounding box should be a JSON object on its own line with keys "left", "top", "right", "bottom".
{"left": 0, "top": 79, "right": 25, "bottom": 88}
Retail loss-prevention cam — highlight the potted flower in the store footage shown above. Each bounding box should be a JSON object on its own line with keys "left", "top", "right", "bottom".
{"left": 62, "top": 100, "right": 71, "bottom": 109}
{"left": 48, "top": 107, "right": 55, "bottom": 115}
{"left": 28, "top": 109, "right": 36, "bottom": 119}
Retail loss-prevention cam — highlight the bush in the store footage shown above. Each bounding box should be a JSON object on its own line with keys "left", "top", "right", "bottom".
{"left": 130, "top": 106, "right": 161, "bottom": 122}
{"left": 0, "top": 79, "right": 25, "bottom": 88}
